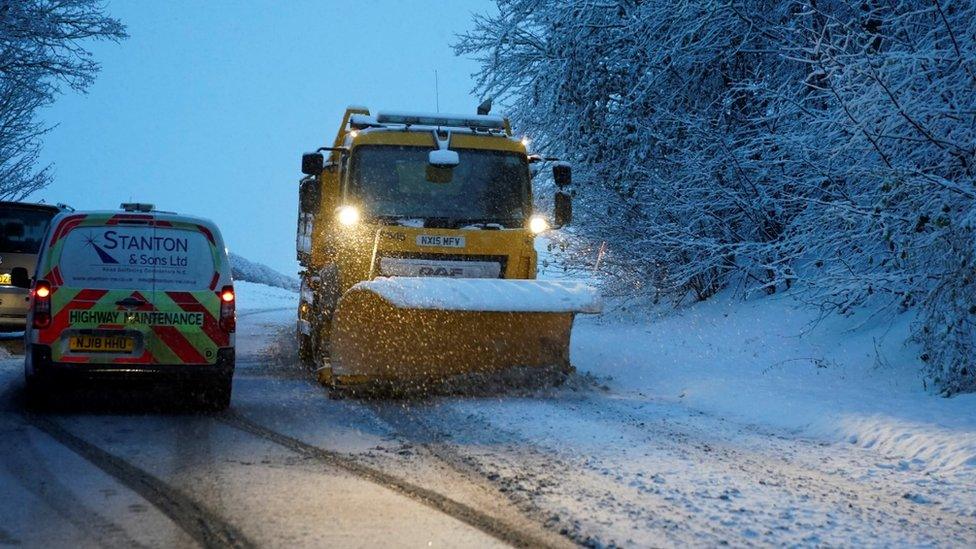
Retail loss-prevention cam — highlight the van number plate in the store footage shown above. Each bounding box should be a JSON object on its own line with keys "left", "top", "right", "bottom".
{"left": 68, "top": 335, "right": 135, "bottom": 353}
{"left": 416, "top": 235, "right": 465, "bottom": 248}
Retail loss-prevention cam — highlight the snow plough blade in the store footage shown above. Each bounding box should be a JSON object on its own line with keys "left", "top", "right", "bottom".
{"left": 325, "top": 278, "right": 601, "bottom": 393}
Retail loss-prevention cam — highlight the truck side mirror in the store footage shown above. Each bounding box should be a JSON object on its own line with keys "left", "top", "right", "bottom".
{"left": 299, "top": 179, "right": 321, "bottom": 214}
{"left": 11, "top": 267, "right": 30, "bottom": 289}
{"left": 553, "top": 162, "right": 571, "bottom": 188}
{"left": 302, "top": 152, "right": 324, "bottom": 175}
{"left": 554, "top": 191, "right": 572, "bottom": 227}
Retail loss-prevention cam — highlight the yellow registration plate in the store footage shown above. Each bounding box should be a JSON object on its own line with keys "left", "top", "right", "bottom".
{"left": 68, "top": 335, "right": 135, "bottom": 353}
{"left": 0, "top": 273, "right": 10, "bottom": 285}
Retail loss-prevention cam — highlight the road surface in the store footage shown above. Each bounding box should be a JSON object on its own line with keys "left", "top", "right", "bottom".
{"left": 0, "top": 292, "right": 972, "bottom": 547}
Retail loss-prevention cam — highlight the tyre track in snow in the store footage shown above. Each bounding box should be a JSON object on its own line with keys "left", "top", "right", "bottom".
{"left": 217, "top": 410, "right": 570, "bottom": 549}
{"left": 1, "top": 418, "right": 149, "bottom": 548}
{"left": 25, "top": 413, "right": 255, "bottom": 549}
{"left": 365, "top": 400, "right": 732, "bottom": 547}
{"left": 0, "top": 381, "right": 152, "bottom": 548}
{"left": 233, "top": 312, "right": 573, "bottom": 547}
{"left": 364, "top": 397, "right": 976, "bottom": 546}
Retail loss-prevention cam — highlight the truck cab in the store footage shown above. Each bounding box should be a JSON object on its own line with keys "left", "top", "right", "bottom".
{"left": 296, "top": 108, "right": 573, "bottom": 364}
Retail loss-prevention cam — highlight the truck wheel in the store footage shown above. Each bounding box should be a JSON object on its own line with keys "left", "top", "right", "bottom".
{"left": 298, "top": 332, "right": 315, "bottom": 368}
{"left": 317, "top": 317, "right": 333, "bottom": 360}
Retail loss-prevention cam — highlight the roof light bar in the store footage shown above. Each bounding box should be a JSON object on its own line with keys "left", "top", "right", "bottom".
{"left": 348, "top": 114, "right": 384, "bottom": 130}
{"left": 375, "top": 112, "right": 506, "bottom": 131}
{"left": 120, "top": 203, "right": 154, "bottom": 212}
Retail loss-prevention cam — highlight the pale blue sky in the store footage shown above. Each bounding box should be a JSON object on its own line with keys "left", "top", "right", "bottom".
{"left": 37, "top": 0, "right": 492, "bottom": 273}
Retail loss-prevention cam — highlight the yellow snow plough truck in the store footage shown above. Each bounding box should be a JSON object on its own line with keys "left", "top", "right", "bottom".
{"left": 296, "top": 106, "right": 601, "bottom": 393}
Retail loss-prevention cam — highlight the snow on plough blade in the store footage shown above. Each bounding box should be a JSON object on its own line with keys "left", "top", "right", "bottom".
{"left": 325, "top": 277, "right": 601, "bottom": 392}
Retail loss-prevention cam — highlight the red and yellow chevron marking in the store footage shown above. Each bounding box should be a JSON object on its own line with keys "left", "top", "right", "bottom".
{"left": 41, "top": 287, "right": 227, "bottom": 365}
{"left": 38, "top": 213, "right": 230, "bottom": 366}
{"left": 163, "top": 291, "right": 230, "bottom": 348}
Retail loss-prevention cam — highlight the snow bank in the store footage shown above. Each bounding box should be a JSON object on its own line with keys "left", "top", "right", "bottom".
{"left": 234, "top": 280, "right": 297, "bottom": 312}
{"left": 351, "top": 277, "right": 602, "bottom": 313}
{"left": 574, "top": 294, "right": 976, "bottom": 473}
{"left": 229, "top": 253, "right": 299, "bottom": 291}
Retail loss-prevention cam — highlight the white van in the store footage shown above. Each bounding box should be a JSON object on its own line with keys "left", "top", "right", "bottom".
{"left": 21, "top": 204, "right": 236, "bottom": 409}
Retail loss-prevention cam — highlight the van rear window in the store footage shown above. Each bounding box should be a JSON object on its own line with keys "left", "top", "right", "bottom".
{"left": 58, "top": 226, "right": 216, "bottom": 290}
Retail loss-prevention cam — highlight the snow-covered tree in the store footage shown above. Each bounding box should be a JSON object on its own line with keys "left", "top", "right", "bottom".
{"left": 457, "top": 1, "right": 800, "bottom": 303}
{"left": 0, "top": 0, "right": 126, "bottom": 199}
{"left": 457, "top": 0, "right": 976, "bottom": 392}
{"left": 769, "top": 0, "right": 976, "bottom": 394}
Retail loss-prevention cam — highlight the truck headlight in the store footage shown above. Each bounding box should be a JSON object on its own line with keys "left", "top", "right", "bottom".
{"left": 337, "top": 205, "right": 360, "bottom": 227}
{"left": 528, "top": 214, "right": 549, "bottom": 234}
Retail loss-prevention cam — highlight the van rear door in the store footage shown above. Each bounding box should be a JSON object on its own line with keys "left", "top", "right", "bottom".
{"left": 46, "top": 213, "right": 159, "bottom": 364}
{"left": 42, "top": 214, "right": 227, "bottom": 366}
{"left": 143, "top": 220, "right": 227, "bottom": 366}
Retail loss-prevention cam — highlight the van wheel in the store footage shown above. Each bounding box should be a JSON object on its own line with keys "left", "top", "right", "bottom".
{"left": 25, "top": 375, "right": 51, "bottom": 409}
{"left": 199, "top": 375, "right": 232, "bottom": 411}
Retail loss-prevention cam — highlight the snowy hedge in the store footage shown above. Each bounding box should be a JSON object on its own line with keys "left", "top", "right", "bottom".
{"left": 457, "top": 0, "right": 976, "bottom": 393}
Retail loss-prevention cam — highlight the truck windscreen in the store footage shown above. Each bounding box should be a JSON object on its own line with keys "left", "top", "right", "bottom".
{"left": 0, "top": 207, "right": 56, "bottom": 254}
{"left": 349, "top": 146, "right": 529, "bottom": 224}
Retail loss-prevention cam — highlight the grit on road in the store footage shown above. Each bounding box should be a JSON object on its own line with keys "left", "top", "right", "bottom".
{"left": 0, "top": 287, "right": 972, "bottom": 548}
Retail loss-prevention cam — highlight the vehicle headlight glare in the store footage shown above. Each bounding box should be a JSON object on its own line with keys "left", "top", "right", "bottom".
{"left": 528, "top": 215, "right": 549, "bottom": 234}
{"left": 337, "top": 205, "right": 360, "bottom": 227}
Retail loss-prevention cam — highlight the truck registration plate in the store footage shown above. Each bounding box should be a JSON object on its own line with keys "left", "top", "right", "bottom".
{"left": 416, "top": 235, "right": 465, "bottom": 248}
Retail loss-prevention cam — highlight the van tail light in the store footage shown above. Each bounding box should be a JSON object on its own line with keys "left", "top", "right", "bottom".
{"left": 219, "top": 285, "right": 235, "bottom": 333}
{"left": 32, "top": 280, "right": 52, "bottom": 329}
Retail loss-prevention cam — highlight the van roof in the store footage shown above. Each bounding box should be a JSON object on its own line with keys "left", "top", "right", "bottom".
{"left": 50, "top": 209, "right": 223, "bottom": 231}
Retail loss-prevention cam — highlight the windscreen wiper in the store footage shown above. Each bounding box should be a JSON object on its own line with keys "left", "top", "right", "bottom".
{"left": 450, "top": 218, "right": 521, "bottom": 229}
{"left": 369, "top": 214, "right": 413, "bottom": 226}
{"left": 421, "top": 217, "right": 456, "bottom": 229}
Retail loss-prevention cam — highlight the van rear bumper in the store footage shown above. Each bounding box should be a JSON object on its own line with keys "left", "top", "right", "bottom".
{"left": 28, "top": 345, "right": 234, "bottom": 382}
{"left": 0, "top": 285, "right": 29, "bottom": 332}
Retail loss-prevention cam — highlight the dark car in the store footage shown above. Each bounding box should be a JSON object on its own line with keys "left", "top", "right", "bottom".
{"left": 0, "top": 202, "right": 63, "bottom": 332}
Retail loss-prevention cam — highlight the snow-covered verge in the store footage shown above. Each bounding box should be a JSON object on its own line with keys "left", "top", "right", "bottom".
{"left": 574, "top": 293, "right": 976, "bottom": 474}
{"left": 229, "top": 253, "right": 299, "bottom": 291}
{"left": 540, "top": 233, "right": 976, "bottom": 474}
